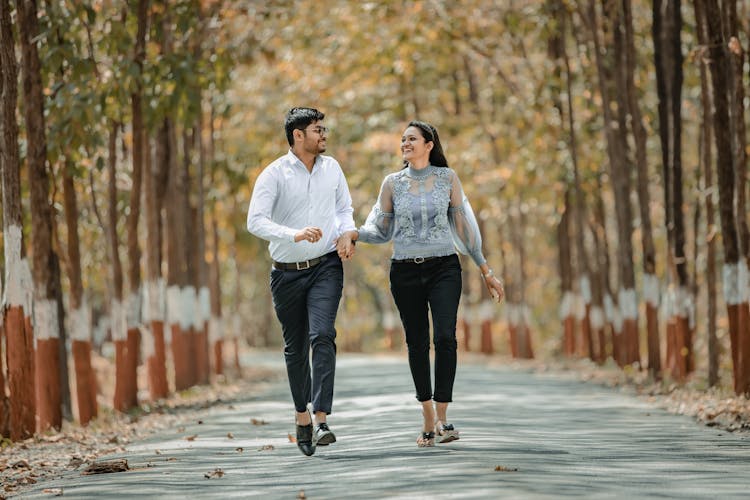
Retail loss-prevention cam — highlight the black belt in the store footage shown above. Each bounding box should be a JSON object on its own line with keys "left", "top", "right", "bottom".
{"left": 391, "top": 255, "right": 443, "bottom": 264}
{"left": 273, "top": 252, "right": 331, "bottom": 271}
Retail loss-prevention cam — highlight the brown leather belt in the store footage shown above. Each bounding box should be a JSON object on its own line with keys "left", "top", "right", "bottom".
{"left": 273, "top": 253, "right": 330, "bottom": 271}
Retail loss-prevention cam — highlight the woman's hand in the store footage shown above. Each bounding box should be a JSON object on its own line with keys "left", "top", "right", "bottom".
{"left": 334, "top": 230, "right": 358, "bottom": 261}
{"left": 482, "top": 269, "right": 505, "bottom": 303}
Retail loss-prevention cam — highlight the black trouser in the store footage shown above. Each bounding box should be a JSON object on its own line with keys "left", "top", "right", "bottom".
{"left": 389, "top": 254, "right": 462, "bottom": 402}
{"left": 270, "top": 252, "right": 343, "bottom": 414}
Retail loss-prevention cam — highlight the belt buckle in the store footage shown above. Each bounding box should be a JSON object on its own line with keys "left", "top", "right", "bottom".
{"left": 414, "top": 257, "right": 425, "bottom": 264}
{"left": 296, "top": 260, "right": 311, "bottom": 270}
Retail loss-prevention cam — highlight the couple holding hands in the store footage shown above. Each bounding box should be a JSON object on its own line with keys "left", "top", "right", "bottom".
{"left": 246, "top": 107, "right": 504, "bottom": 456}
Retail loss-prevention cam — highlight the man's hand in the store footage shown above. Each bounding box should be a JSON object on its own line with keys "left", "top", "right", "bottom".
{"left": 294, "top": 226, "right": 323, "bottom": 243}
{"left": 335, "top": 231, "right": 357, "bottom": 261}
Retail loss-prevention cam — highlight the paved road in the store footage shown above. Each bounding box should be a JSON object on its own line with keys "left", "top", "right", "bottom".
{"left": 18, "top": 352, "right": 750, "bottom": 499}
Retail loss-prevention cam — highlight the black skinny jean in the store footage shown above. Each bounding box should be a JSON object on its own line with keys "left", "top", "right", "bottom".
{"left": 389, "top": 253, "right": 462, "bottom": 403}
{"left": 270, "top": 252, "right": 343, "bottom": 414}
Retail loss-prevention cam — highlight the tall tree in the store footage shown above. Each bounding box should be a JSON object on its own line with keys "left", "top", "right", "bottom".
{"left": 1, "top": 0, "right": 35, "bottom": 440}
{"left": 17, "top": 0, "right": 63, "bottom": 431}
{"left": 585, "top": 0, "right": 638, "bottom": 367}
{"left": 701, "top": 0, "right": 743, "bottom": 393}
{"left": 724, "top": 0, "right": 750, "bottom": 395}
{"left": 623, "top": 0, "right": 659, "bottom": 378}
{"left": 694, "top": 0, "right": 719, "bottom": 388}
{"left": 654, "top": 0, "right": 690, "bottom": 380}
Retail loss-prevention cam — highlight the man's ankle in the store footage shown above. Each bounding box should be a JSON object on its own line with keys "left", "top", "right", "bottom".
{"left": 296, "top": 411, "right": 312, "bottom": 426}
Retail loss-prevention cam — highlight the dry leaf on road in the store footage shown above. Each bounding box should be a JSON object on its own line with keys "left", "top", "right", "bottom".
{"left": 204, "top": 468, "right": 224, "bottom": 479}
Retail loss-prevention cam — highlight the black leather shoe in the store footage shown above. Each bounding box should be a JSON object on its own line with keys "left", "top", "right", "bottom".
{"left": 314, "top": 422, "right": 336, "bottom": 446}
{"left": 296, "top": 423, "right": 315, "bottom": 456}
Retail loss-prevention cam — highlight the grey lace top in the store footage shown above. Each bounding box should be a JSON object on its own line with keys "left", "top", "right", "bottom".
{"left": 357, "top": 165, "right": 486, "bottom": 267}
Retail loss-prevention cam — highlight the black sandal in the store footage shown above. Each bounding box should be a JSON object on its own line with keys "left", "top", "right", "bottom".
{"left": 417, "top": 431, "right": 435, "bottom": 448}
{"left": 436, "top": 421, "right": 459, "bottom": 444}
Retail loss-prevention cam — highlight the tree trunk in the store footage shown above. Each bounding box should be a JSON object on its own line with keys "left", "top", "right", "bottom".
{"left": 17, "top": 0, "right": 62, "bottom": 432}
{"left": 105, "top": 123, "right": 132, "bottom": 412}
{"left": 587, "top": 0, "right": 638, "bottom": 367}
{"left": 703, "top": 0, "right": 742, "bottom": 393}
{"left": 624, "top": 0, "right": 659, "bottom": 378}
{"left": 122, "top": 0, "right": 149, "bottom": 410}
{"left": 557, "top": 189, "right": 575, "bottom": 356}
{"left": 208, "top": 103, "right": 224, "bottom": 375}
{"left": 694, "top": 0, "right": 719, "bottom": 387}
{"left": 724, "top": 0, "right": 750, "bottom": 395}
{"left": 145, "top": 125, "right": 168, "bottom": 400}
{"left": 1, "top": 0, "right": 35, "bottom": 439}
{"left": 591, "top": 174, "right": 615, "bottom": 363}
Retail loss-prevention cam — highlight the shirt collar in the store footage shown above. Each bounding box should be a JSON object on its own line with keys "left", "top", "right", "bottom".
{"left": 287, "top": 149, "right": 321, "bottom": 172}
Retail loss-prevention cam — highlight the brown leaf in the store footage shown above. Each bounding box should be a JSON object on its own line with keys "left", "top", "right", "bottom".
{"left": 226, "top": 432, "right": 234, "bottom": 439}
{"left": 258, "top": 445, "right": 275, "bottom": 451}
{"left": 287, "top": 433, "right": 297, "bottom": 443}
{"left": 197, "top": 420, "right": 203, "bottom": 425}
{"left": 494, "top": 465, "right": 518, "bottom": 472}
{"left": 297, "top": 490, "right": 306, "bottom": 499}
{"left": 251, "top": 418, "right": 268, "bottom": 426}
{"left": 83, "top": 459, "right": 129, "bottom": 475}
{"left": 204, "top": 468, "right": 224, "bottom": 479}
{"left": 42, "top": 487, "right": 63, "bottom": 496}
{"left": 11, "top": 460, "right": 30, "bottom": 469}
{"left": 235, "top": 447, "right": 244, "bottom": 453}
{"left": 185, "top": 435, "right": 198, "bottom": 441}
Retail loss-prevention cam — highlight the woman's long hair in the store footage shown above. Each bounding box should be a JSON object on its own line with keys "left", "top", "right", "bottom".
{"left": 402, "top": 120, "right": 450, "bottom": 169}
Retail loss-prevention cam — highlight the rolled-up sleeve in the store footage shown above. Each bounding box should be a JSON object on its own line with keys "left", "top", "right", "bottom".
{"left": 246, "top": 169, "right": 297, "bottom": 243}
{"left": 448, "top": 171, "right": 486, "bottom": 267}
{"left": 358, "top": 176, "right": 395, "bottom": 244}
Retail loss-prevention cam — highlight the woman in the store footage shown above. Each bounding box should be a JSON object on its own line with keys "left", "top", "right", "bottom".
{"left": 339, "top": 120, "right": 504, "bottom": 447}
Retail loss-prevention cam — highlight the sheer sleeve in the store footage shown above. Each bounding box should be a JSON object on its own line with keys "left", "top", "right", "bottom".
{"left": 448, "top": 171, "right": 487, "bottom": 267}
{"left": 357, "top": 176, "right": 395, "bottom": 244}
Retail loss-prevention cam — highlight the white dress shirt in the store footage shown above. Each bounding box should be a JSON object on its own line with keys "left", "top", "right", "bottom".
{"left": 246, "top": 150, "right": 356, "bottom": 263}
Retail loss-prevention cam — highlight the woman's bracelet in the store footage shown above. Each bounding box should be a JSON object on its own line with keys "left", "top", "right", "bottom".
{"left": 483, "top": 269, "right": 495, "bottom": 280}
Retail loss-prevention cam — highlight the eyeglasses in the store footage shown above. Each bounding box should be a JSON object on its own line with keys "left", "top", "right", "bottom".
{"left": 303, "top": 126, "right": 329, "bottom": 135}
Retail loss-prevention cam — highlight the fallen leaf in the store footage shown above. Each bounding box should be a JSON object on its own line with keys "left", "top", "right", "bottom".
{"left": 258, "top": 445, "right": 275, "bottom": 451}
{"left": 495, "top": 465, "right": 518, "bottom": 472}
{"left": 67, "top": 456, "right": 84, "bottom": 469}
{"left": 166, "top": 457, "right": 177, "bottom": 461}
{"left": 11, "top": 460, "right": 30, "bottom": 469}
{"left": 235, "top": 447, "right": 244, "bottom": 453}
{"left": 83, "top": 459, "right": 129, "bottom": 475}
{"left": 42, "top": 487, "right": 63, "bottom": 496}
{"left": 251, "top": 418, "right": 268, "bottom": 426}
{"left": 177, "top": 427, "right": 185, "bottom": 432}
{"left": 226, "top": 432, "right": 234, "bottom": 439}
{"left": 288, "top": 433, "right": 297, "bottom": 443}
{"left": 185, "top": 435, "right": 198, "bottom": 441}
{"left": 204, "top": 468, "right": 224, "bottom": 479}
{"left": 197, "top": 420, "right": 203, "bottom": 425}
{"left": 298, "top": 490, "right": 306, "bottom": 499}
{"left": 155, "top": 449, "right": 162, "bottom": 455}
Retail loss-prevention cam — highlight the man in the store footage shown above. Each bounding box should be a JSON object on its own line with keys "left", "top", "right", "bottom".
{"left": 247, "top": 107, "right": 356, "bottom": 456}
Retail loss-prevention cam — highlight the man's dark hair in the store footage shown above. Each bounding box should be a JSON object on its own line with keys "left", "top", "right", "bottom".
{"left": 285, "top": 107, "right": 325, "bottom": 146}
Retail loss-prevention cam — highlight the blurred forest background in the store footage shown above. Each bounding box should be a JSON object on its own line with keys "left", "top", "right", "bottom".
{"left": 2, "top": 0, "right": 750, "bottom": 437}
